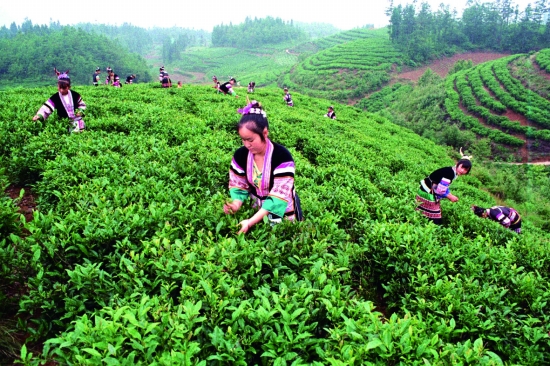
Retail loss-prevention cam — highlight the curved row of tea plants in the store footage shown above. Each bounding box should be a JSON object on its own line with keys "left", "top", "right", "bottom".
{"left": 492, "top": 56, "right": 550, "bottom": 113}
{"left": 479, "top": 61, "right": 550, "bottom": 130}
{"left": 280, "top": 30, "right": 403, "bottom": 102}
{"left": 465, "top": 65, "right": 507, "bottom": 113}
{"left": 296, "top": 27, "right": 385, "bottom": 53}
{"left": 1, "top": 84, "right": 549, "bottom": 364}
{"left": 455, "top": 69, "right": 550, "bottom": 142}
{"left": 445, "top": 73, "right": 525, "bottom": 146}
{"left": 535, "top": 47, "right": 550, "bottom": 72}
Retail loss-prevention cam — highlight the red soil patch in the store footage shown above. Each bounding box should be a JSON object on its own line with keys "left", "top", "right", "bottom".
{"left": 457, "top": 91, "right": 550, "bottom": 162}
{"left": 169, "top": 71, "right": 207, "bottom": 84}
{"left": 395, "top": 52, "right": 510, "bottom": 82}
{"left": 502, "top": 108, "right": 533, "bottom": 127}
{"left": 532, "top": 57, "right": 550, "bottom": 82}
{"left": 5, "top": 185, "right": 36, "bottom": 223}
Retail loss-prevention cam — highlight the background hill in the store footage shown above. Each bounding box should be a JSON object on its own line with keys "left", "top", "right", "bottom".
{"left": 0, "top": 26, "right": 152, "bottom": 88}
{"left": 1, "top": 83, "right": 549, "bottom": 364}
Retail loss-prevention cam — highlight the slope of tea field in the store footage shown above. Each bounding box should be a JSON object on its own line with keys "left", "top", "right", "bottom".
{"left": 158, "top": 43, "right": 299, "bottom": 87}
{"left": 281, "top": 27, "right": 404, "bottom": 102}
{"left": 1, "top": 84, "right": 549, "bottom": 364}
{"left": 445, "top": 52, "right": 550, "bottom": 160}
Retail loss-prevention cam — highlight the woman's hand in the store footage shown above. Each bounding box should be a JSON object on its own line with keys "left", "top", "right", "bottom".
{"left": 237, "top": 219, "right": 251, "bottom": 234}
{"left": 447, "top": 193, "right": 459, "bottom": 202}
{"left": 223, "top": 200, "right": 242, "bottom": 214}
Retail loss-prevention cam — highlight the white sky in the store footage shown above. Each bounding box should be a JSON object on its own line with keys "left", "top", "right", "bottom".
{"left": 0, "top": 0, "right": 537, "bottom": 31}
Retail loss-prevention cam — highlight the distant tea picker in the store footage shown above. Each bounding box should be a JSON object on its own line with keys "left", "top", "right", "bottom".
{"left": 32, "top": 70, "right": 86, "bottom": 133}
{"left": 472, "top": 205, "right": 522, "bottom": 233}
{"left": 218, "top": 77, "right": 238, "bottom": 97}
{"left": 416, "top": 148, "right": 472, "bottom": 225}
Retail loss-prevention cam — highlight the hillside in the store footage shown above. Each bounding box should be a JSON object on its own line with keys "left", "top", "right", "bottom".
{"left": 165, "top": 44, "right": 299, "bottom": 86}
{"left": 280, "top": 28, "right": 403, "bottom": 102}
{"left": 1, "top": 84, "right": 550, "bottom": 364}
{"left": 358, "top": 49, "right": 550, "bottom": 163}
{"left": 0, "top": 27, "right": 152, "bottom": 88}
{"left": 159, "top": 27, "right": 399, "bottom": 98}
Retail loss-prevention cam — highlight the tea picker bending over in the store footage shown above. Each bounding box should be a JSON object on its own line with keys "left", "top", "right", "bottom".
{"left": 32, "top": 71, "right": 86, "bottom": 133}
{"left": 223, "top": 100, "right": 303, "bottom": 234}
{"left": 125, "top": 74, "right": 136, "bottom": 84}
{"left": 112, "top": 75, "right": 122, "bottom": 87}
{"left": 472, "top": 205, "right": 522, "bottom": 233}
{"left": 416, "top": 148, "right": 472, "bottom": 225}
{"left": 219, "top": 77, "right": 238, "bottom": 97}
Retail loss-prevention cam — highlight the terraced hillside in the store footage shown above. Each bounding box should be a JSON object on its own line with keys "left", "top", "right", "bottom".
{"left": 280, "top": 28, "right": 404, "bottom": 102}
{"left": 359, "top": 49, "right": 550, "bottom": 163}
{"left": 446, "top": 51, "right": 550, "bottom": 162}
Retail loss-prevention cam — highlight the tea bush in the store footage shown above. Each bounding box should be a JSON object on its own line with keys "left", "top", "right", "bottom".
{"left": 0, "top": 83, "right": 549, "bottom": 364}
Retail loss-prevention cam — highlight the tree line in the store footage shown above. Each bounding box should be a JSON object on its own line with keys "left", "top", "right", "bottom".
{"left": 74, "top": 23, "right": 211, "bottom": 61}
{"left": 387, "top": 0, "right": 550, "bottom": 63}
{"left": 211, "top": 16, "right": 307, "bottom": 48}
{"left": 0, "top": 26, "right": 152, "bottom": 86}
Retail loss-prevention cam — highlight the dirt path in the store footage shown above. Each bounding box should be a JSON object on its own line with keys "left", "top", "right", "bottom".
{"left": 532, "top": 55, "right": 550, "bottom": 82}
{"left": 395, "top": 52, "right": 511, "bottom": 82}
{"left": 171, "top": 71, "right": 206, "bottom": 84}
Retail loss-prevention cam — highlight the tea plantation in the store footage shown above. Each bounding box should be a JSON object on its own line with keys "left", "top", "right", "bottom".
{"left": 1, "top": 84, "right": 549, "bottom": 364}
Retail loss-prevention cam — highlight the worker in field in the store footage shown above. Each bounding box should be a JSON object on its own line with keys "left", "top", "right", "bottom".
{"left": 159, "top": 66, "right": 166, "bottom": 83}
{"left": 416, "top": 148, "right": 472, "bottom": 225}
{"left": 161, "top": 73, "right": 172, "bottom": 88}
{"left": 32, "top": 71, "right": 86, "bottom": 133}
{"left": 218, "top": 77, "right": 238, "bottom": 97}
{"left": 472, "top": 205, "right": 522, "bottom": 233}
{"left": 325, "top": 106, "right": 336, "bottom": 119}
{"left": 223, "top": 100, "right": 303, "bottom": 234}
{"left": 212, "top": 76, "right": 220, "bottom": 90}
{"left": 105, "top": 68, "right": 114, "bottom": 85}
{"left": 112, "top": 75, "right": 122, "bottom": 88}
{"left": 92, "top": 67, "right": 101, "bottom": 86}
{"left": 125, "top": 74, "right": 136, "bottom": 84}
{"left": 248, "top": 81, "right": 256, "bottom": 93}
{"left": 283, "top": 87, "right": 293, "bottom": 107}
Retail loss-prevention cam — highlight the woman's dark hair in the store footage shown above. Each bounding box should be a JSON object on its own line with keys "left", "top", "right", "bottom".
{"left": 472, "top": 205, "right": 486, "bottom": 217}
{"left": 456, "top": 159, "right": 472, "bottom": 174}
{"left": 237, "top": 102, "right": 269, "bottom": 141}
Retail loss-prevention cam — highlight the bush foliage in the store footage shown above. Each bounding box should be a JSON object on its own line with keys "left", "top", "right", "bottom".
{"left": 0, "top": 83, "right": 549, "bottom": 364}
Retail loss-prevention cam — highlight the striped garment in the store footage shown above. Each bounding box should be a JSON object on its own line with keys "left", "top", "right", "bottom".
{"left": 284, "top": 93, "right": 293, "bottom": 106}
{"left": 416, "top": 166, "right": 457, "bottom": 222}
{"left": 36, "top": 90, "right": 86, "bottom": 132}
{"left": 416, "top": 189, "right": 441, "bottom": 219}
{"left": 488, "top": 206, "right": 522, "bottom": 233}
{"left": 229, "top": 139, "right": 298, "bottom": 220}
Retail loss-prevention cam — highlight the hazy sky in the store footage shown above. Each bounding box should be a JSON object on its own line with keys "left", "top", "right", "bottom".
{"left": 0, "top": 0, "right": 537, "bottom": 31}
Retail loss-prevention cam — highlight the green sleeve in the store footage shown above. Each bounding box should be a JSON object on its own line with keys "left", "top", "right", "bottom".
{"left": 230, "top": 188, "right": 249, "bottom": 202}
{"left": 261, "top": 196, "right": 287, "bottom": 218}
